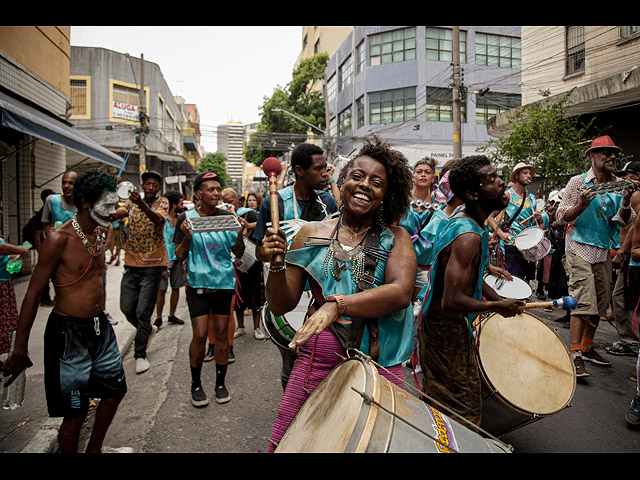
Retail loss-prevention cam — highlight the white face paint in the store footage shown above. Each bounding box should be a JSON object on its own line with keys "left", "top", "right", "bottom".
{"left": 90, "top": 191, "right": 118, "bottom": 227}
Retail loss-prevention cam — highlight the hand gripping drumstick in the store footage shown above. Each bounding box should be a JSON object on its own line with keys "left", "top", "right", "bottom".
{"left": 262, "top": 157, "right": 284, "bottom": 267}
{"left": 518, "top": 295, "right": 578, "bottom": 311}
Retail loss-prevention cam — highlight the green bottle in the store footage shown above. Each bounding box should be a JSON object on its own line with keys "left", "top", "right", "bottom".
{"left": 5, "top": 241, "right": 32, "bottom": 274}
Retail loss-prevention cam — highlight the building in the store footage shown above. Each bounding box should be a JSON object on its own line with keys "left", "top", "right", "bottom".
{"left": 0, "top": 26, "right": 124, "bottom": 272}
{"left": 489, "top": 26, "right": 640, "bottom": 161}
{"left": 216, "top": 121, "right": 246, "bottom": 188}
{"left": 323, "top": 26, "right": 522, "bottom": 168}
{"left": 69, "top": 46, "right": 197, "bottom": 191}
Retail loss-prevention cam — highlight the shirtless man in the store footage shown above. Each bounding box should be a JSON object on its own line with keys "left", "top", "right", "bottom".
{"left": 2, "top": 170, "right": 126, "bottom": 453}
{"left": 418, "top": 156, "right": 524, "bottom": 426}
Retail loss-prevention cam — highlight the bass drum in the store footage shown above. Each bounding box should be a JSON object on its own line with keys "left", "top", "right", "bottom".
{"left": 261, "top": 293, "right": 310, "bottom": 349}
{"left": 476, "top": 312, "right": 576, "bottom": 436}
{"left": 275, "top": 356, "right": 511, "bottom": 453}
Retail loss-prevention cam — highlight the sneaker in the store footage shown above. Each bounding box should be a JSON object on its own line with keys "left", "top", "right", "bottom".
{"left": 168, "top": 315, "right": 185, "bottom": 325}
{"left": 625, "top": 395, "right": 640, "bottom": 428}
{"left": 228, "top": 347, "right": 235, "bottom": 364}
{"left": 582, "top": 346, "right": 611, "bottom": 366}
{"left": 147, "top": 325, "right": 158, "bottom": 349}
{"left": 105, "top": 312, "right": 118, "bottom": 325}
{"left": 254, "top": 328, "right": 266, "bottom": 340}
{"left": 101, "top": 446, "right": 134, "bottom": 453}
{"left": 215, "top": 384, "right": 231, "bottom": 404}
{"left": 191, "top": 384, "right": 209, "bottom": 407}
{"left": 605, "top": 342, "right": 638, "bottom": 357}
{"left": 234, "top": 327, "right": 246, "bottom": 338}
{"left": 573, "top": 354, "right": 589, "bottom": 377}
{"left": 136, "top": 357, "right": 150, "bottom": 374}
{"left": 154, "top": 317, "right": 162, "bottom": 329}
{"left": 204, "top": 344, "right": 215, "bottom": 362}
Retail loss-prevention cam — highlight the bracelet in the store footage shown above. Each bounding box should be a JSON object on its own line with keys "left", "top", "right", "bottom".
{"left": 325, "top": 294, "right": 347, "bottom": 316}
{"left": 329, "top": 179, "right": 336, "bottom": 184}
{"left": 268, "top": 264, "right": 286, "bottom": 273}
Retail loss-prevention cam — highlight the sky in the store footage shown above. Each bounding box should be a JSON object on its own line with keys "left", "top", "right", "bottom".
{"left": 70, "top": 26, "right": 303, "bottom": 152}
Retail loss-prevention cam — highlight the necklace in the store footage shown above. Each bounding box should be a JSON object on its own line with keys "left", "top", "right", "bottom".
{"left": 339, "top": 216, "right": 371, "bottom": 246}
{"left": 72, "top": 215, "right": 104, "bottom": 256}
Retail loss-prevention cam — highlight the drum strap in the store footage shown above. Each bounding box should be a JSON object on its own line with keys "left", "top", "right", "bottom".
{"left": 328, "top": 224, "right": 382, "bottom": 361}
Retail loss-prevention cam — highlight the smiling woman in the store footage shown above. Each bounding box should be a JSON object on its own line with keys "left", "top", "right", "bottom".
{"left": 263, "top": 136, "right": 416, "bottom": 452}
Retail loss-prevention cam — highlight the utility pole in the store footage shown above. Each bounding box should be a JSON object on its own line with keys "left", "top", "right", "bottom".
{"left": 138, "top": 54, "right": 147, "bottom": 179}
{"left": 452, "top": 26, "right": 462, "bottom": 160}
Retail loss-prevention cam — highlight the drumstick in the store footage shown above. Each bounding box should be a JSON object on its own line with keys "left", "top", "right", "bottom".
{"left": 518, "top": 296, "right": 577, "bottom": 311}
{"left": 263, "top": 156, "right": 284, "bottom": 267}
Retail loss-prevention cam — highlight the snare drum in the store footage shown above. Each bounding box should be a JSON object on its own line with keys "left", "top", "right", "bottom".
{"left": 514, "top": 227, "right": 551, "bottom": 262}
{"left": 484, "top": 274, "right": 532, "bottom": 300}
{"left": 116, "top": 181, "right": 136, "bottom": 200}
{"left": 476, "top": 312, "right": 575, "bottom": 436}
{"left": 261, "top": 294, "right": 310, "bottom": 349}
{"left": 275, "top": 356, "right": 510, "bottom": 453}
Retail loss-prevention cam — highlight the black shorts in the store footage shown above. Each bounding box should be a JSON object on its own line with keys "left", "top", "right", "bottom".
{"left": 44, "top": 311, "right": 127, "bottom": 418}
{"left": 186, "top": 287, "right": 235, "bottom": 318}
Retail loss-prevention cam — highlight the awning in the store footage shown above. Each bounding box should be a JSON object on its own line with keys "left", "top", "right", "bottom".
{"left": 0, "top": 90, "right": 124, "bottom": 169}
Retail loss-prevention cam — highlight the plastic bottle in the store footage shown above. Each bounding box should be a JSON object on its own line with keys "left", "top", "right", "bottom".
{"left": 2, "top": 332, "right": 26, "bottom": 410}
{"left": 4, "top": 241, "right": 32, "bottom": 275}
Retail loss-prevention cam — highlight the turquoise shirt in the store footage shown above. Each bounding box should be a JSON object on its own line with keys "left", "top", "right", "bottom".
{"left": 163, "top": 220, "right": 177, "bottom": 261}
{"left": 418, "top": 214, "right": 489, "bottom": 337}
{"left": 284, "top": 227, "right": 413, "bottom": 367}
{"left": 184, "top": 209, "right": 238, "bottom": 290}
{"left": 0, "top": 237, "right": 10, "bottom": 281}
{"left": 573, "top": 173, "right": 624, "bottom": 250}
{"left": 51, "top": 194, "right": 76, "bottom": 225}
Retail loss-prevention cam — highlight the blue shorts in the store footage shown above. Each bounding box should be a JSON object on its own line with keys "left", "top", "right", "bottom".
{"left": 44, "top": 311, "right": 127, "bottom": 418}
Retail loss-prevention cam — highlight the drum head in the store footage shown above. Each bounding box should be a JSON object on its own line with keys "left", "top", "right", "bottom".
{"left": 485, "top": 274, "right": 532, "bottom": 300}
{"left": 276, "top": 358, "right": 378, "bottom": 453}
{"left": 477, "top": 312, "right": 575, "bottom": 415}
{"left": 514, "top": 227, "right": 544, "bottom": 249}
{"left": 117, "top": 181, "right": 135, "bottom": 200}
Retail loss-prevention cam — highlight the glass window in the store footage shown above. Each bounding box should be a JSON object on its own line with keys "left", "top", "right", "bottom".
{"left": 369, "top": 87, "right": 416, "bottom": 124}
{"left": 370, "top": 27, "right": 416, "bottom": 66}
{"left": 426, "top": 86, "right": 466, "bottom": 122}
{"left": 476, "top": 32, "right": 521, "bottom": 69}
{"left": 475, "top": 92, "right": 521, "bottom": 124}
{"left": 426, "top": 27, "right": 466, "bottom": 63}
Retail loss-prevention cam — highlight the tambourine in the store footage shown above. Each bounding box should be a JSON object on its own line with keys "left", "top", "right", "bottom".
{"left": 117, "top": 181, "right": 136, "bottom": 200}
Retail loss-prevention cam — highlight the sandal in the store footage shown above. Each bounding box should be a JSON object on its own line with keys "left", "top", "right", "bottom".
{"left": 605, "top": 342, "right": 638, "bottom": 356}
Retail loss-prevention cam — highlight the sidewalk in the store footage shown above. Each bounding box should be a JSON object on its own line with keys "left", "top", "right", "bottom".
{"left": 0, "top": 259, "right": 136, "bottom": 453}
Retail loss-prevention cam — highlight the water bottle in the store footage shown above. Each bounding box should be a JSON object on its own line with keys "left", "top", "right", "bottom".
{"left": 2, "top": 332, "right": 26, "bottom": 410}
{"left": 5, "top": 241, "right": 32, "bottom": 275}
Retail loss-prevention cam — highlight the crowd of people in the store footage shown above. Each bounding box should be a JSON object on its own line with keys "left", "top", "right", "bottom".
{"left": 1, "top": 135, "right": 639, "bottom": 453}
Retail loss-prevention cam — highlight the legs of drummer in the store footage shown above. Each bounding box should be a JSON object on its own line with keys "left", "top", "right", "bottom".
{"left": 564, "top": 252, "right": 613, "bottom": 377}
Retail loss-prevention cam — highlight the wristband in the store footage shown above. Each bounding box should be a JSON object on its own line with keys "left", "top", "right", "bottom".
{"left": 325, "top": 293, "right": 347, "bottom": 316}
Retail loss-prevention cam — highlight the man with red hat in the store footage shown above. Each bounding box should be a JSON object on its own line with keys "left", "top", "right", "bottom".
{"left": 556, "top": 135, "right": 636, "bottom": 377}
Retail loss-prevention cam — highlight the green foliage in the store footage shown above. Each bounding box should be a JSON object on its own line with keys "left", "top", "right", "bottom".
{"left": 478, "top": 89, "right": 595, "bottom": 195}
{"left": 245, "top": 53, "right": 329, "bottom": 166}
{"left": 197, "top": 152, "right": 229, "bottom": 187}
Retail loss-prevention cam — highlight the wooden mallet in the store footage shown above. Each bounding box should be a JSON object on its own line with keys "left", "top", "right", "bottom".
{"left": 262, "top": 156, "right": 284, "bottom": 267}
{"left": 519, "top": 295, "right": 577, "bottom": 311}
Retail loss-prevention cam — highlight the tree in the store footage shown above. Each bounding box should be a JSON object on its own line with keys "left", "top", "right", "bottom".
{"left": 245, "top": 53, "right": 329, "bottom": 166}
{"left": 197, "top": 152, "right": 229, "bottom": 187}
{"left": 478, "top": 89, "right": 596, "bottom": 195}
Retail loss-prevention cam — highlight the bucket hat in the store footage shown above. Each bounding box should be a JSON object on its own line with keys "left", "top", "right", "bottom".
{"left": 510, "top": 162, "right": 536, "bottom": 182}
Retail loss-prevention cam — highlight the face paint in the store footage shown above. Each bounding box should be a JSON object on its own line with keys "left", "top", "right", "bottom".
{"left": 91, "top": 191, "right": 118, "bottom": 227}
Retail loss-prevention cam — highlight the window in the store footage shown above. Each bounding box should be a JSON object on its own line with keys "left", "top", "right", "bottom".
{"left": 369, "top": 87, "right": 416, "bottom": 124}
{"left": 69, "top": 76, "right": 90, "bottom": 118}
{"left": 476, "top": 32, "right": 521, "bottom": 68}
{"left": 110, "top": 81, "right": 144, "bottom": 123}
{"left": 475, "top": 92, "right": 521, "bottom": 124}
{"left": 356, "top": 97, "right": 365, "bottom": 129}
{"left": 619, "top": 26, "right": 640, "bottom": 39}
{"left": 356, "top": 41, "right": 365, "bottom": 74}
{"left": 339, "top": 106, "right": 352, "bottom": 136}
{"left": 339, "top": 55, "right": 353, "bottom": 91}
{"left": 565, "top": 26, "right": 585, "bottom": 76}
{"left": 369, "top": 27, "right": 416, "bottom": 66}
{"left": 426, "top": 27, "right": 466, "bottom": 63}
{"left": 426, "top": 86, "right": 466, "bottom": 123}
{"left": 326, "top": 74, "right": 337, "bottom": 105}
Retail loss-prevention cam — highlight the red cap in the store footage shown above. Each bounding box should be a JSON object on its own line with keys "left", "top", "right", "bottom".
{"left": 584, "top": 135, "right": 621, "bottom": 156}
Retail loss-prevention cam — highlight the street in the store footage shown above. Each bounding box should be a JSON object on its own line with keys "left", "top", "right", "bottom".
{"left": 2, "top": 260, "right": 640, "bottom": 454}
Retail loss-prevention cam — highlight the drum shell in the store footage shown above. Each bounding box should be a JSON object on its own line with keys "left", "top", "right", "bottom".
{"left": 515, "top": 227, "right": 551, "bottom": 262}
{"left": 261, "top": 295, "right": 309, "bottom": 349}
{"left": 476, "top": 312, "right": 575, "bottom": 436}
{"left": 275, "top": 357, "right": 510, "bottom": 453}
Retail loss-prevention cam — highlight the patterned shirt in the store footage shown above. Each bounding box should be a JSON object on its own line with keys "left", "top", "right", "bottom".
{"left": 556, "top": 168, "right": 633, "bottom": 263}
{"left": 120, "top": 196, "right": 169, "bottom": 268}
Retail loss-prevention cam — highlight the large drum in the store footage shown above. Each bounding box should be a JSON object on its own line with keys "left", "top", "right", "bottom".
{"left": 261, "top": 294, "right": 310, "bottom": 349}
{"left": 476, "top": 312, "right": 575, "bottom": 436}
{"left": 484, "top": 274, "right": 532, "bottom": 300}
{"left": 514, "top": 227, "right": 551, "bottom": 262}
{"left": 275, "top": 356, "right": 511, "bottom": 453}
